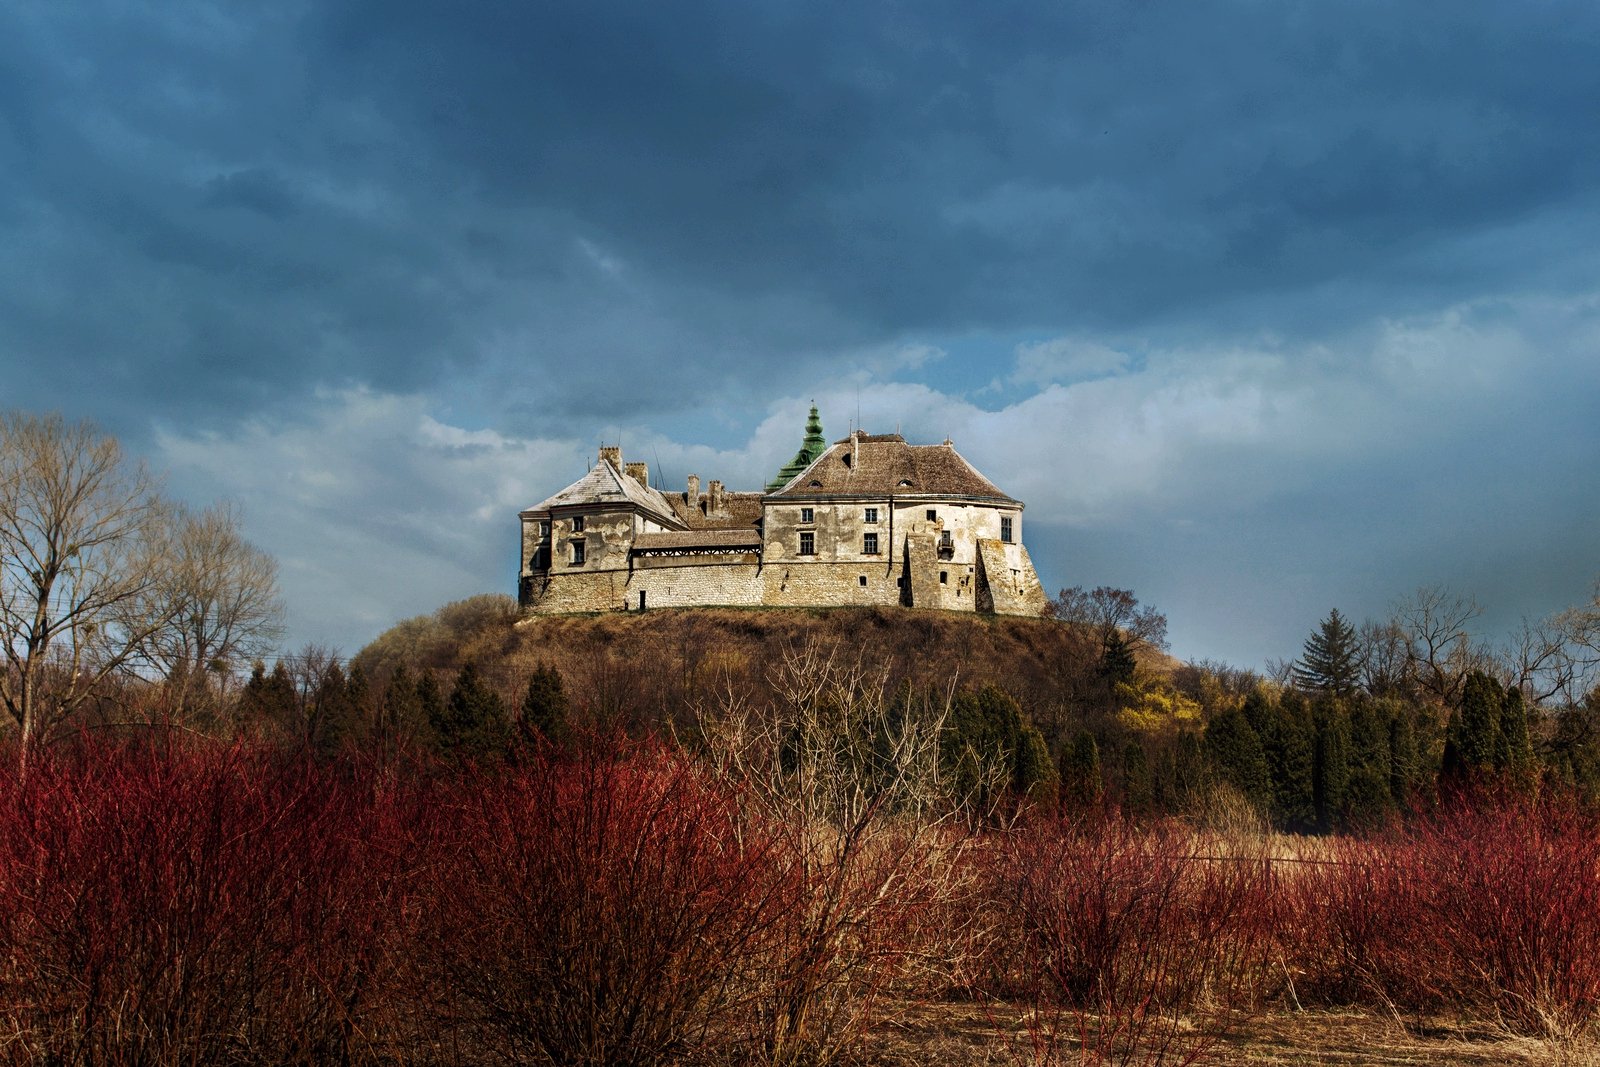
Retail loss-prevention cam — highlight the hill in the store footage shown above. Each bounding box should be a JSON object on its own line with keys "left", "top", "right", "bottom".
{"left": 353, "top": 597, "right": 1126, "bottom": 740}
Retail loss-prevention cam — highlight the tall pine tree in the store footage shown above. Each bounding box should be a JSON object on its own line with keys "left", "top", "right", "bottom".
{"left": 440, "top": 661, "right": 510, "bottom": 762}
{"left": 1295, "top": 609, "right": 1363, "bottom": 697}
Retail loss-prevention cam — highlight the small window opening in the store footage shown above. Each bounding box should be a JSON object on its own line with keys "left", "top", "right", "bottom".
{"left": 926, "top": 510, "right": 937, "bottom": 522}
{"left": 858, "top": 575, "right": 867, "bottom": 587}
{"left": 572, "top": 515, "right": 585, "bottom": 533}
{"left": 863, "top": 532, "right": 879, "bottom": 555}
{"left": 800, "top": 507, "right": 814, "bottom": 523}
{"left": 1001, "top": 516, "right": 1013, "bottom": 543}
{"left": 864, "top": 507, "right": 878, "bottom": 523}
{"left": 571, "top": 541, "right": 586, "bottom": 565}
{"left": 939, "top": 571, "right": 948, "bottom": 584}
{"left": 799, "top": 531, "right": 815, "bottom": 555}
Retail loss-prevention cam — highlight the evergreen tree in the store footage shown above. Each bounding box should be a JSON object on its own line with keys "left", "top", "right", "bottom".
{"left": 1295, "top": 609, "right": 1363, "bottom": 697}
{"left": 1170, "top": 730, "right": 1209, "bottom": 810}
{"left": 1204, "top": 706, "right": 1272, "bottom": 812}
{"left": 1100, "top": 631, "right": 1137, "bottom": 688}
{"left": 1313, "top": 697, "right": 1352, "bottom": 833}
{"left": 441, "top": 661, "right": 510, "bottom": 761}
{"left": 1501, "top": 686, "right": 1536, "bottom": 783}
{"left": 942, "top": 685, "right": 1057, "bottom": 810}
{"left": 1059, "top": 731, "right": 1104, "bottom": 810}
{"left": 520, "top": 662, "right": 571, "bottom": 747}
{"left": 378, "top": 664, "right": 428, "bottom": 760}
{"left": 1447, "top": 670, "right": 1504, "bottom": 778}
{"left": 312, "top": 663, "right": 359, "bottom": 758}
{"left": 1265, "top": 690, "right": 1317, "bottom": 833}
{"left": 1343, "top": 699, "right": 1395, "bottom": 826}
{"left": 416, "top": 670, "right": 447, "bottom": 752}
{"left": 1387, "top": 702, "right": 1421, "bottom": 807}
{"left": 1120, "top": 739, "right": 1153, "bottom": 815}
{"left": 238, "top": 661, "right": 297, "bottom": 737}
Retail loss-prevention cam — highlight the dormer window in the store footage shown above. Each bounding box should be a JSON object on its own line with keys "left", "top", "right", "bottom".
{"left": 898, "top": 479, "right": 913, "bottom": 487}
{"left": 842, "top": 452, "right": 852, "bottom": 468}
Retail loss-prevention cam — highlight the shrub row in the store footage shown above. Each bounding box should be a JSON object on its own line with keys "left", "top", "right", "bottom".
{"left": 0, "top": 743, "right": 1595, "bottom": 1066}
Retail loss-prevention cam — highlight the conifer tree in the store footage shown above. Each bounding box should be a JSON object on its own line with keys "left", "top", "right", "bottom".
{"left": 1100, "top": 631, "right": 1137, "bottom": 688}
{"left": 441, "top": 661, "right": 509, "bottom": 761}
{"left": 520, "top": 662, "right": 571, "bottom": 747}
{"left": 416, "top": 669, "right": 448, "bottom": 754}
{"left": 312, "top": 663, "right": 359, "bottom": 758}
{"left": 1059, "top": 730, "right": 1104, "bottom": 810}
{"left": 1266, "top": 690, "right": 1317, "bottom": 832}
{"left": 1120, "top": 739, "right": 1153, "bottom": 815}
{"left": 1204, "top": 706, "right": 1272, "bottom": 812}
{"left": 1313, "top": 697, "right": 1352, "bottom": 832}
{"left": 378, "top": 664, "right": 428, "bottom": 761}
{"left": 1447, "top": 670, "right": 1504, "bottom": 777}
{"left": 1387, "top": 702, "right": 1421, "bottom": 806}
{"left": 1501, "top": 686, "right": 1535, "bottom": 782}
{"left": 238, "top": 660, "right": 297, "bottom": 737}
{"left": 1295, "top": 609, "right": 1363, "bottom": 697}
{"left": 1344, "top": 699, "right": 1395, "bottom": 826}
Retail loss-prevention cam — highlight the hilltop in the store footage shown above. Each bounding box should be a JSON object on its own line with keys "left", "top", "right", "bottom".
{"left": 352, "top": 597, "right": 1141, "bottom": 736}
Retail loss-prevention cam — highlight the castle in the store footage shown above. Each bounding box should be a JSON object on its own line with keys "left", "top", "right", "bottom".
{"left": 518, "top": 408, "right": 1047, "bottom": 616}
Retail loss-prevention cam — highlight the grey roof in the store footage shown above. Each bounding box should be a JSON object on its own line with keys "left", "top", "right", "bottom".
{"left": 523, "top": 461, "right": 683, "bottom": 526}
{"left": 768, "top": 431, "right": 1018, "bottom": 504}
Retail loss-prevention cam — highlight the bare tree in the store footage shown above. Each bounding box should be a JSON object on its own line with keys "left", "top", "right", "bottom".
{"left": 139, "top": 502, "right": 284, "bottom": 722}
{"left": 1358, "top": 618, "right": 1411, "bottom": 698}
{"left": 1391, "top": 585, "right": 1484, "bottom": 707}
{"left": 692, "top": 641, "right": 984, "bottom": 1064}
{"left": 0, "top": 412, "right": 178, "bottom": 767}
{"left": 1048, "top": 586, "right": 1170, "bottom": 654}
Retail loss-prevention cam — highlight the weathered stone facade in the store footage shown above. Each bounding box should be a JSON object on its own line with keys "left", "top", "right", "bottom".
{"left": 518, "top": 415, "right": 1047, "bottom": 617}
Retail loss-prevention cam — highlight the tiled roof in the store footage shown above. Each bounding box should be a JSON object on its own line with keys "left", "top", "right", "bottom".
{"left": 768, "top": 431, "right": 1017, "bottom": 503}
{"left": 633, "top": 529, "right": 763, "bottom": 551}
{"left": 666, "top": 491, "right": 764, "bottom": 530}
{"left": 523, "top": 461, "right": 683, "bottom": 526}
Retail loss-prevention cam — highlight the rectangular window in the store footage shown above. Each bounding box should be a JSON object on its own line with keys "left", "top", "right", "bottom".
{"left": 862, "top": 532, "right": 879, "bottom": 554}
{"left": 539, "top": 520, "right": 550, "bottom": 537}
{"left": 926, "top": 509, "right": 937, "bottom": 522}
{"left": 939, "top": 570, "right": 948, "bottom": 584}
{"left": 858, "top": 575, "right": 867, "bottom": 587}
{"left": 571, "top": 541, "right": 586, "bottom": 565}
{"left": 1001, "top": 516, "right": 1013, "bottom": 543}
{"left": 799, "top": 531, "right": 815, "bottom": 555}
{"left": 864, "top": 507, "right": 878, "bottom": 523}
{"left": 800, "top": 507, "right": 814, "bottom": 524}
{"left": 572, "top": 515, "right": 585, "bottom": 533}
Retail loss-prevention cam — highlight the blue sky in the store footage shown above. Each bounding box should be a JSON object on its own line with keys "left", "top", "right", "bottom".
{"left": 4, "top": 2, "right": 1599, "bottom": 667}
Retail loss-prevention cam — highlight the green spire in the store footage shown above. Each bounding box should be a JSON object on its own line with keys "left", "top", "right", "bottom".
{"left": 767, "top": 404, "right": 827, "bottom": 491}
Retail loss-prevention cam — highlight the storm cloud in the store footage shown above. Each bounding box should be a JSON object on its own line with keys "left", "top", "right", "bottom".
{"left": 3, "top": 1, "right": 1598, "bottom": 663}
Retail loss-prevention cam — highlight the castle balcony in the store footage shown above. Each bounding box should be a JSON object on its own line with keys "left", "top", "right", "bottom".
{"left": 937, "top": 532, "right": 955, "bottom": 560}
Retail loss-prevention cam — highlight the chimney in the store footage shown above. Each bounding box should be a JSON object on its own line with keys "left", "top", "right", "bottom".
{"left": 598, "top": 445, "right": 621, "bottom": 469}
{"left": 686, "top": 474, "right": 700, "bottom": 506}
{"left": 708, "top": 479, "right": 724, "bottom": 515}
{"left": 625, "top": 462, "right": 649, "bottom": 488}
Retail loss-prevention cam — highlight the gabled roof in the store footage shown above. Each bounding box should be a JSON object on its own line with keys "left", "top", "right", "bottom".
{"left": 523, "top": 460, "right": 683, "bottom": 527}
{"left": 767, "top": 431, "right": 1018, "bottom": 504}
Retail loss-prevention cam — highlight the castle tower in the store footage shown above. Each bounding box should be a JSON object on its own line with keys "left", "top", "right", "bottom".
{"left": 766, "top": 404, "right": 828, "bottom": 491}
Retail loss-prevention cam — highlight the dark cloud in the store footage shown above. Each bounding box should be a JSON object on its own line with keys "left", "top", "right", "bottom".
{"left": 6, "top": 2, "right": 1600, "bottom": 661}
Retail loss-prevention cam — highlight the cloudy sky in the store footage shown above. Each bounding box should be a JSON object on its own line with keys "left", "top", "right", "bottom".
{"left": 4, "top": 2, "right": 1599, "bottom": 667}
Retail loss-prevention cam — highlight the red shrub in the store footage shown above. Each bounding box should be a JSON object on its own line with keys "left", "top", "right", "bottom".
{"left": 414, "top": 744, "right": 787, "bottom": 1066}
{"left": 0, "top": 741, "right": 414, "bottom": 1065}
{"left": 1413, "top": 794, "right": 1600, "bottom": 1035}
{"left": 985, "top": 815, "right": 1276, "bottom": 1066}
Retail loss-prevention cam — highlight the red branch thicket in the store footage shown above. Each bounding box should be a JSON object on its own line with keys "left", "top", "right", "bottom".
{"left": 1, "top": 740, "right": 1599, "bottom": 1065}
